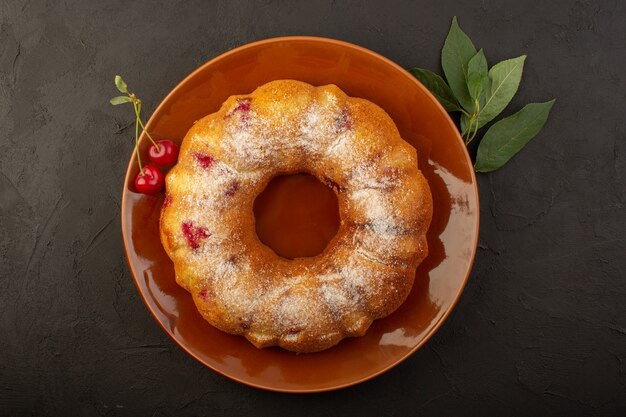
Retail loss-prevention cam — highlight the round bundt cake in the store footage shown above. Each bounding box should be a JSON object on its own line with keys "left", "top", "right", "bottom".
{"left": 159, "top": 80, "right": 433, "bottom": 352}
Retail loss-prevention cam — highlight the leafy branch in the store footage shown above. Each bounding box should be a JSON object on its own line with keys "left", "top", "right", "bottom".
{"left": 409, "top": 17, "right": 555, "bottom": 172}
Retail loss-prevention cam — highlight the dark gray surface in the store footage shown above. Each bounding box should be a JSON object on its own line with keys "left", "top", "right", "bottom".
{"left": 1, "top": 0, "right": 625, "bottom": 415}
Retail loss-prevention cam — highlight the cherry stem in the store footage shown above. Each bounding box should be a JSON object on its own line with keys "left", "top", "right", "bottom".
{"left": 134, "top": 104, "right": 143, "bottom": 176}
{"left": 132, "top": 100, "right": 159, "bottom": 151}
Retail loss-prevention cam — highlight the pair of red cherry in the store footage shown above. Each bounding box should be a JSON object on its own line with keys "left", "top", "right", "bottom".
{"left": 135, "top": 140, "right": 179, "bottom": 194}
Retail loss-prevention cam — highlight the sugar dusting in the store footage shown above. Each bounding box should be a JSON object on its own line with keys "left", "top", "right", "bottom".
{"left": 178, "top": 158, "right": 261, "bottom": 211}
{"left": 163, "top": 82, "right": 422, "bottom": 344}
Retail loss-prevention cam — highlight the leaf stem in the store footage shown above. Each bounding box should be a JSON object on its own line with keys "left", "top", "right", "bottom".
{"left": 463, "top": 116, "right": 474, "bottom": 143}
{"left": 464, "top": 100, "right": 480, "bottom": 146}
{"left": 466, "top": 119, "right": 479, "bottom": 144}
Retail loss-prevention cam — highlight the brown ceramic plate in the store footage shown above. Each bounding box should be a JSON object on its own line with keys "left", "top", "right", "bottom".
{"left": 121, "top": 36, "right": 479, "bottom": 393}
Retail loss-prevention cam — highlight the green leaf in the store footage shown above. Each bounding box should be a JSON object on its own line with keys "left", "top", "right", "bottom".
{"left": 408, "top": 67, "right": 461, "bottom": 112}
{"left": 475, "top": 55, "right": 526, "bottom": 129}
{"left": 441, "top": 16, "right": 477, "bottom": 112}
{"left": 466, "top": 49, "right": 490, "bottom": 102}
{"left": 115, "top": 75, "right": 128, "bottom": 93}
{"left": 110, "top": 95, "right": 132, "bottom": 105}
{"left": 475, "top": 100, "right": 555, "bottom": 172}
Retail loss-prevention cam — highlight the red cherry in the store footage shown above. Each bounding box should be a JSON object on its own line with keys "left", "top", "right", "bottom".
{"left": 181, "top": 221, "right": 211, "bottom": 249}
{"left": 194, "top": 152, "right": 214, "bottom": 169}
{"left": 335, "top": 108, "right": 352, "bottom": 132}
{"left": 225, "top": 180, "right": 241, "bottom": 196}
{"left": 148, "top": 140, "right": 179, "bottom": 167}
{"left": 233, "top": 98, "right": 251, "bottom": 113}
{"left": 134, "top": 164, "right": 164, "bottom": 195}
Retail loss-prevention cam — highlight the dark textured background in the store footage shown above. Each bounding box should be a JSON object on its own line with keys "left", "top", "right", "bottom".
{"left": 1, "top": 0, "right": 625, "bottom": 415}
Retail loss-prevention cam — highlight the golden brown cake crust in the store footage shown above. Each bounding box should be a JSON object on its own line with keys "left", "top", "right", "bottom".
{"left": 159, "top": 80, "right": 433, "bottom": 353}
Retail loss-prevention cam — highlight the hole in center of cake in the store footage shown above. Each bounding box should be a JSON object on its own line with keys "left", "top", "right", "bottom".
{"left": 253, "top": 173, "right": 340, "bottom": 260}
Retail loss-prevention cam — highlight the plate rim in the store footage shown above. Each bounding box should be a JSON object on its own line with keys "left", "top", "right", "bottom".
{"left": 120, "top": 35, "right": 480, "bottom": 393}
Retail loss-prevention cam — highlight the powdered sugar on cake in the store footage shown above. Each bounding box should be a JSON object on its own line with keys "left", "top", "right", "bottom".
{"left": 159, "top": 80, "right": 431, "bottom": 352}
